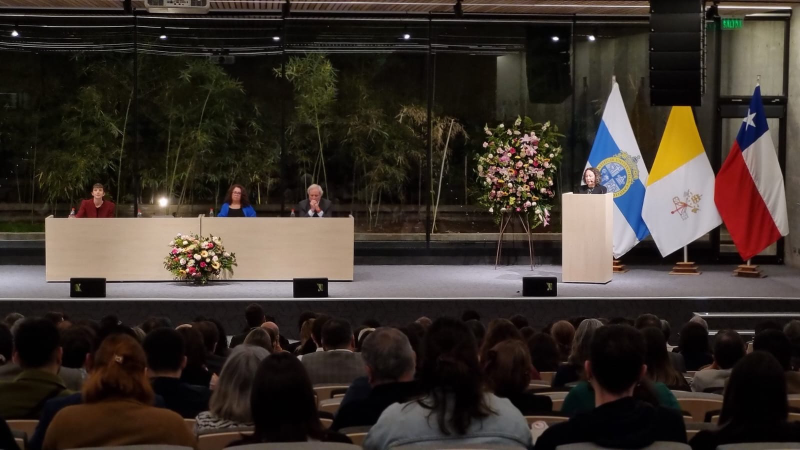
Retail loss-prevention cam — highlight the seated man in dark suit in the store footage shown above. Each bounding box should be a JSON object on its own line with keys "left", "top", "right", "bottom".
{"left": 301, "top": 318, "right": 366, "bottom": 385}
{"left": 534, "top": 325, "right": 687, "bottom": 450}
{"left": 297, "top": 184, "right": 332, "bottom": 218}
{"left": 0, "top": 318, "right": 72, "bottom": 420}
{"left": 332, "top": 328, "right": 419, "bottom": 431}
{"left": 229, "top": 303, "right": 267, "bottom": 349}
{"left": 143, "top": 328, "right": 210, "bottom": 418}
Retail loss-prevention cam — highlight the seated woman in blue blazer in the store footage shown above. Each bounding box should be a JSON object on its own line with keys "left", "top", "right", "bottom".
{"left": 218, "top": 184, "right": 257, "bottom": 217}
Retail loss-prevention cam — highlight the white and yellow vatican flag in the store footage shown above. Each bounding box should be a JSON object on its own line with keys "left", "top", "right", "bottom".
{"left": 642, "top": 107, "right": 721, "bottom": 257}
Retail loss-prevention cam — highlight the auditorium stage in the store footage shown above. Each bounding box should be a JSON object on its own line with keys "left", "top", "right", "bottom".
{"left": 2, "top": 264, "right": 800, "bottom": 341}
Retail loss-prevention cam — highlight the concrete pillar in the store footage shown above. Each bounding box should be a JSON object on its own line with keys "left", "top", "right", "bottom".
{"left": 784, "top": 9, "right": 800, "bottom": 267}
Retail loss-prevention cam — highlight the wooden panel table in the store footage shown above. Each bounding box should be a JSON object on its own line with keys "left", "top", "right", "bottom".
{"left": 201, "top": 217, "right": 354, "bottom": 281}
{"left": 46, "top": 216, "right": 201, "bottom": 282}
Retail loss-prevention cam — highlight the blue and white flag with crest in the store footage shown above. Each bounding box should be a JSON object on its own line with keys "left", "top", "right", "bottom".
{"left": 585, "top": 81, "right": 650, "bottom": 258}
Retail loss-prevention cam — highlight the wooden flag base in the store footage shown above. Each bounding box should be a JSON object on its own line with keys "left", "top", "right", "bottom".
{"left": 613, "top": 259, "right": 628, "bottom": 273}
{"left": 733, "top": 264, "right": 766, "bottom": 278}
{"left": 670, "top": 261, "right": 701, "bottom": 275}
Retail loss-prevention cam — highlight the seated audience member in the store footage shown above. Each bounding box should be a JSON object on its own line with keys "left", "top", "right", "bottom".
{"left": 690, "top": 351, "right": 800, "bottom": 450}
{"left": 332, "top": 328, "right": 420, "bottom": 431}
{"left": 229, "top": 353, "right": 351, "bottom": 446}
{"left": 553, "top": 319, "right": 603, "bottom": 387}
{"left": 520, "top": 326, "right": 536, "bottom": 341}
{"left": 72, "top": 183, "right": 115, "bottom": 218}
{"left": 755, "top": 320, "right": 782, "bottom": 336}
{"left": 262, "top": 321, "right": 289, "bottom": 352}
{"left": 41, "top": 334, "right": 194, "bottom": 450}
{"left": 301, "top": 318, "right": 366, "bottom": 385}
{"left": 465, "top": 319, "right": 486, "bottom": 349}
{"left": 143, "top": 328, "right": 211, "bottom": 418}
{"left": 528, "top": 332, "right": 561, "bottom": 373}
{"left": 535, "top": 325, "right": 687, "bottom": 450}
{"left": 0, "top": 318, "right": 72, "bottom": 419}
{"left": 483, "top": 340, "right": 552, "bottom": 415}
{"left": 3, "top": 313, "right": 23, "bottom": 330}
{"left": 461, "top": 309, "right": 481, "bottom": 322}
{"left": 356, "top": 327, "right": 375, "bottom": 352}
{"left": 364, "top": 318, "right": 531, "bottom": 450}
{"left": 415, "top": 316, "right": 433, "bottom": 329}
{"left": 287, "top": 311, "right": 317, "bottom": 354}
{"left": 753, "top": 329, "right": 800, "bottom": 394}
{"left": 294, "top": 318, "right": 317, "bottom": 356}
{"left": 636, "top": 314, "right": 686, "bottom": 373}
{"left": 297, "top": 184, "right": 332, "bottom": 218}
{"left": 643, "top": 327, "right": 691, "bottom": 391}
{"left": 479, "top": 319, "right": 525, "bottom": 361}
{"left": 243, "top": 328, "right": 273, "bottom": 352}
{"left": 217, "top": 184, "right": 257, "bottom": 217}
{"left": 177, "top": 326, "right": 212, "bottom": 387}
{"left": 509, "top": 314, "right": 529, "bottom": 330}
{"left": 139, "top": 316, "right": 172, "bottom": 334}
{"left": 195, "top": 345, "right": 269, "bottom": 433}
{"left": 299, "top": 313, "right": 331, "bottom": 359}
{"left": 677, "top": 321, "right": 714, "bottom": 371}
{"left": 0, "top": 323, "right": 12, "bottom": 367}
{"left": 784, "top": 320, "right": 800, "bottom": 370}
{"left": 207, "top": 318, "right": 229, "bottom": 358}
{"left": 230, "top": 303, "right": 267, "bottom": 348}
{"left": 60, "top": 326, "right": 94, "bottom": 372}
{"left": 194, "top": 320, "right": 225, "bottom": 376}
{"left": 692, "top": 330, "right": 744, "bottom": 393}
{"left": 550, "top": 320, "right": 575, "bottom": 362}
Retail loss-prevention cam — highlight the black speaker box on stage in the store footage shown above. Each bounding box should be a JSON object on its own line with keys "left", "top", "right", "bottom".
{"left": 522, "top": 276, "right": 557, "bottom": 297}
{"left": 70, "top": 278, "right": 106, "bottom": 298}
{"left": 293, "top": 278, "right": 328, "bottom": 298}
{"left": 649, "top": 0, "right": 704, "bottom": 106}
{"left": 526, "top": 25, "right": 572, "bottom": 104}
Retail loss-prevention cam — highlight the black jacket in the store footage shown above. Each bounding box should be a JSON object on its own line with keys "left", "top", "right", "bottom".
{"left": 690, "top": 421, "right": 800, "bottom": 450}
{"left": 331, "top": 381, "right": 421, "bottom": 431}
{"left": 150, "top": 377, "right": 211, "bottom": 419}
{"left": 534, "top": 397, "right": 686, "bottom": 450}
{"left": 506, "top": 392, "right": 553, "bottom": 415}
{"left": 578, "top": 184, "right": 608, "bottom": 194}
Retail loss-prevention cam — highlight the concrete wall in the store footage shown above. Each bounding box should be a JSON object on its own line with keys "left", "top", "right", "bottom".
{"left": 785, "top": 10, "right": 800, "bottom": 267}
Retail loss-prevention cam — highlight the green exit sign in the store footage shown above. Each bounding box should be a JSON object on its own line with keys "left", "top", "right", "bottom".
{"left": 722, "top": 18, "right": 744, "bottom": 29}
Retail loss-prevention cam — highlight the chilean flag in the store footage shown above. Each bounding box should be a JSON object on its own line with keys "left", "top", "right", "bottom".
{"left": 714, "top": 85, "right": 788, "bottom": 260}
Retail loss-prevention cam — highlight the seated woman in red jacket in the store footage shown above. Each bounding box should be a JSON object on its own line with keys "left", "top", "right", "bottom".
{"left": 73, "top": 183, "right": 115, "bottom": 218}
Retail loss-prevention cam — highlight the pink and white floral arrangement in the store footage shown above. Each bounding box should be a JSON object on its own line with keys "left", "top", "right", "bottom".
{"left": 164, "top": 233, "right": 237, "bottom": 285}
{"left": 476, "top": 116, "right": 563, "bottom": 228}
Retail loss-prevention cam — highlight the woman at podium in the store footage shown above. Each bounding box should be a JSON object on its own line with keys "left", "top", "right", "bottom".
{"left": 73, "top": 183, "right": 115, "bottom": 218}
{"left": 218, "top": 184, "right": 257, "bottom": 217}
{"left": 578, "top": 167, "right": 607, "bottom": 194}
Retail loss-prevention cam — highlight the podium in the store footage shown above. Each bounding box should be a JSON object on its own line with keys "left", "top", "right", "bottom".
{"left": 562, "top": 193, "right": 613, "bottom": 283}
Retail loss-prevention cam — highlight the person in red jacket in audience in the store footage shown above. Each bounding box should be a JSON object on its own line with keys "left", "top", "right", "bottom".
{"left": 73, "top": 183, "right": 115, "bottom": 218}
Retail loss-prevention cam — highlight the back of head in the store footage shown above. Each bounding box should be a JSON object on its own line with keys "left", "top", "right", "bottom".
{"left": 14, "top": 318, "right": 61, "bottom": 369}
{"left": 143, "top": 328, "right": 185, "bottom": 373}
{"left": 509, "top": 314, "right": 529, "bottom": 330}
{"left": 569, "top": 319, "right": 604, "bottom": 366}
{"left": 480, "top": 319, "right": 522, "bottom": 361}
{"left": 251, "top": 353, "right": 322, "bottom": 442}
{"left": 527, "top": 332, "right": 560, "bottom": 373}
{"left": 784, "top": 320, "right": 800, "bottom": 343}
{"left": 362, "top": 318, "right": 381, "bottom": 328}
{"left": 211, "top": 345, "right": 269, "bottom": 423}
{"left": 416, "top": 316, "right": 433, "bottom": 329}
{"left": 642, "top": 327, "right": 680, "bottom": 385}
{"left": 193, "top": 321, "right": 220, "bottom": 354}
{"left": 419, "top": 317, "right": 488, "bottom": 436}
{"left": 461, "top": 310, "right": 481, "bottom": 322}
{"left": 245, "top": 303, "right": 265, "bottom": 328}
{"left": 634, "top": 314, "right": 661, "bottom": 331}
{"left": 755, "top": 320, "right": 782, "bottom": 336}
{"left": 465, "top": 320, "right": 485, "bottom": 348}
{"left": 361, "top": 328, "right": 415, "bottom": 383}
{"left": 589, "top": 325, "right": 646, "bottom": 395}
{"left": 4, "top": 313, "right": 24, "bottom": 328}
{"left": 140, "top": 316, "right": 172, "bottom": 335}
{"left": 177, "top": 326, "right": 207, "bottom": 368}
{"left": 61, "top": 326, "right": 95, "bottom": 369}
{"left": 321, "top": 318, "right": 353, "bottom": 350}
{"left": 679, "top": 321, "right": 710, "bottom": 355}
{"left": 753, "top": 329, "right": 791, "bottom": 371}
{"left": 689, "top": 316, "right": 709, "bottom": 330}
{"left": 244, "top": 328, "right": 273, "bottom": 352}
{"left": 720, "top": 351, "right": 787, "bottom": 426}
{"left": 661, "top": 320, "right": 671, "bottom": 342}
{"left": 550, "top": 320, "right": 575, "bottom": 360}
{"left": 83, "top": 334, "right": 154, "bottom": 404}
{"left": 483, "top": 340, "right": 532, "bottom": 397}
{"left": 297, "top": 311, "right": 317, "bottom": 333}
{"left": 714, "top": 330, "right": 745, "bottom": 370}
{"left": 0, "top": 323, "right": 13, "bottom": 365}
{"left": 311, "top": 314, "right": 331, "bottom": 346}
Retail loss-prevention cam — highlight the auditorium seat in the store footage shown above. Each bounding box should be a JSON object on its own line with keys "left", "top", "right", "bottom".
{"left": 539, "top": 372, "right": 556, "bottom": 383}
{"left": 706, "top": 411, "right": 800, "bottom": 424}
{"left": 223, "top": 444, "right": 361, "bottom": 449}
{"left": 319, "top": 397, "right": 343, "bottom": 415}
{"left": 528, "top": 380, "right": 553, "bottom": 391}
{"left": 184, "top": 418, "right": 196, "bottom": 433}
{"left": 72, "top": 447, "right": 193, "bottom": 450}
{"left": 392, "top": 445, "right": 527, "bottom": 450}
{"left": 197, "top": 430, "right": 253, "bottom": 450}
{"left": 313, "top": 384, "right": 351, "bottom": 402}
{"left": 671, "top": 391, "right": 723, "bottom": 422}
{"left": 338, "top": 426, "right": 371, "bottom": 446}
{"left": 525, "top": 414, "right": 569, "bottom": 426}
{"left": 788, "top": 395, "right": 800, "bottom": 409}
{"left": 11, "top": 429, "right": 25, "bottom": 450}
{"left": 7, "top": 420, "right": 38, "bottom": 438}
{"left": 716, "top": 444, "right": 800, "bottom": 450}
{"left": 555, "top": 443, "right": 691, "bottom": 450}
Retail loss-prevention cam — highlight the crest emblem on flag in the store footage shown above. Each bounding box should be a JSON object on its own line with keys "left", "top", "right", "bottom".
{"left": 670, "top": 190, "right": 702, "bottom": 220}
{"left": 597, "top": 151, "right": 641, "bottom": 198}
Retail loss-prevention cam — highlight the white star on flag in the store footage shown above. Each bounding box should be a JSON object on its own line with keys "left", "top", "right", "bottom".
{"left": 743, "top": 109, "right": 756, "bottom": 129}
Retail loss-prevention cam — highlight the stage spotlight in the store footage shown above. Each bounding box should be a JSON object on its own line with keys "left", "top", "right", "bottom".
{"left": 551, "top": 36, "right": 560, "bottom": 42}
{"left": 454, "top": 0, "right": 463, "bottom": 17}
{"left": 588, "top": 35, "right": 596, "bottom": 41}
{"left": 158, "top": 197, "right": 168, "bottom": 208}
{"left": 159, "top": 26, "right": 167, "bottom": 40}
{"left": 403, "top": 33, "right": 411, "bottom": 40}
{"left": 273, "top": 36, "right": 281, "bottom": 42}
{"left": 11, "top": 29, "right": 19, "bottom": 38}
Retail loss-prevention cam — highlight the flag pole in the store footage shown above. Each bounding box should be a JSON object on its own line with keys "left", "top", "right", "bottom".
{"left": 684, "top": 246, "right": 688, "bottom": 263}
{"left": 671, "top": 245, "right": 700, "bottom": 275}
{"left": 734, "top": 258, "right": 764, "bottom": 278}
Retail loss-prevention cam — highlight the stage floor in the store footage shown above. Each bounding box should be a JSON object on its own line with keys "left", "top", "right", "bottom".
{"left": 3, "top": 264, "right": 800, "bottom": 300}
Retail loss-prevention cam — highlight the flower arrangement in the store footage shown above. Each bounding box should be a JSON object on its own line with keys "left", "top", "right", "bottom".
{"left": 476, "top": 116, "right": 563, "bottom": 228}
{"left": 164, "top": 233, "right": 237, "bottom": 285}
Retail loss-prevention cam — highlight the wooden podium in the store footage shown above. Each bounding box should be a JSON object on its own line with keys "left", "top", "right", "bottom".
{"left": 562, "top": 193, "right": 613, "bottom": 283}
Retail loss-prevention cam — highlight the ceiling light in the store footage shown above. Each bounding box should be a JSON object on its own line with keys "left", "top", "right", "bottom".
{"left": 159, "top": 26, "right": 167, "bottom": 40}
{"left": 11, "top": 30, "right": 19, "bottom": 38}
{"left": 273, "top": 36, "right": 281, "bottom": 41}
{"left": 588, "top": 35, "right": 596, "bottom": 41}
{"left": 551, "top": 36, "right": 559, "bottom": 42}
{"left": 403, "top": 33, "right": 411, "bottom": 40}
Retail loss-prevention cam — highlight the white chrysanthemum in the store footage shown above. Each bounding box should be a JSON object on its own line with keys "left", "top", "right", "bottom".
{"left": 194, "top": 254, "right": 202, "bottom": 261}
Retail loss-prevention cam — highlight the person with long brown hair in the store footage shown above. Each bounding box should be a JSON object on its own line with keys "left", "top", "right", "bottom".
{"left": 218, "top": 184, "right": 256, "bottom": 217}
{"left": 42, "top": 334, "right": 195, "bottom": 449}
{"left": 483, "top": 340, "right": 552, "bottom": 415}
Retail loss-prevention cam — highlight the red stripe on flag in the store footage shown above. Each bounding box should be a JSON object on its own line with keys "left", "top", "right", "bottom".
{"left": 715, "top": 143, "right": 782, "bottom": 260}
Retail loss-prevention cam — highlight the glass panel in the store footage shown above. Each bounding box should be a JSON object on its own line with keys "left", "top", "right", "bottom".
{"left": 720, "top": 20, "right": 786, "bottom": 96}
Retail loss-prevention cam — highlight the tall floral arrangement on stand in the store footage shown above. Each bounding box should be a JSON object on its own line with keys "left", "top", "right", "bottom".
{"left": 164, "top": 233, "right": 237, "bottom": 285}
{"left": 476, "top": 116, "right": 563, "bottom": 228}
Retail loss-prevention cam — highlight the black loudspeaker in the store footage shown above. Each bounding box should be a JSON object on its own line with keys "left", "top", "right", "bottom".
{"left": 649, "top": 0, "right": 704, "bottom": 106}
{"left": 293, "top": 278, "right": 328, "bottom": 298}
{"left": 522, "top": 277, "right": 557, "bottom": 297}
{"left": 69, "top": 278, "right": 106, "bottom": 298}
{"left": 526, "top": 25, "right": 572, "bottom": 104}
